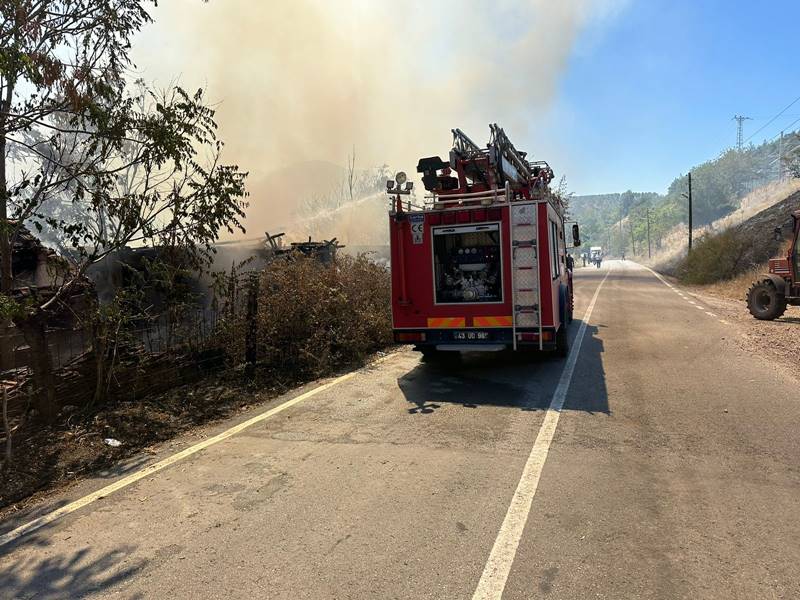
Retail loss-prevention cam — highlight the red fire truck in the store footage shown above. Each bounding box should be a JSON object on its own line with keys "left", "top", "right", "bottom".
{"left": 388, "top": 124, "right": 580, "bottom": 359}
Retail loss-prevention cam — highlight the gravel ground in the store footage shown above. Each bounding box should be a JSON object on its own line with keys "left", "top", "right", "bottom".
{"left": 685, "top": 282, "right": 799, "bottom": 374}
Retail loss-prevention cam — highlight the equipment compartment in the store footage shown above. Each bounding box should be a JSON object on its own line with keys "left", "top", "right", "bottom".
{"left": 432, "top": 223, "right": 503, "bottom": 304}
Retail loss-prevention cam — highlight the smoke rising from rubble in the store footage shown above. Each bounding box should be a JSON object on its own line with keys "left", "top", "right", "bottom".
{"left": 134, "top": 0, "right": 626, "bottom": 241}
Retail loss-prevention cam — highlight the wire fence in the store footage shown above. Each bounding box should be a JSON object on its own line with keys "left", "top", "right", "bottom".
{"left": 0, "top": 306, "right": 237, "bottom": 456}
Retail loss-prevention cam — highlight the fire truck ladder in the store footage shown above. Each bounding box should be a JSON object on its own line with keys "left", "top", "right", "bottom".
{"left": 489, "top": 123, "right": 533, "bottom": 187}
{"left": 451, "top": 128, "right": 484, "bottom": 158}
{"left": 510, "top": 202, "right": 543, "bottom": 350}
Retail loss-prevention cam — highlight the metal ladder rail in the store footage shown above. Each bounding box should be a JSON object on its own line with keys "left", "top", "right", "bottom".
{"left": 510, "top": 199, "right": 540, "bottom": 351}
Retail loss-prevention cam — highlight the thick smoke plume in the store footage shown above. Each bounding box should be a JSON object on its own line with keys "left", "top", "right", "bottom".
{"left": 134, "top": 0, "right": 625, "bottom": 240}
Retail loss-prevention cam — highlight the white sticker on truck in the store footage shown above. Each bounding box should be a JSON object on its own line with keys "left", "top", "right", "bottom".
{"left": 410, "top": 214, "right": 424, "bottom": 244}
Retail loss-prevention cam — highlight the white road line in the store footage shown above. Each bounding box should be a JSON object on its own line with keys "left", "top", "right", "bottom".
{"left": 0, "top": 353, "right": 397, "bottom": 549}
{"left": 635, "top": 263, "right": 725, "bottom": 324}
{"left": 472, "top": 269, "right": 611, "bottom": 600}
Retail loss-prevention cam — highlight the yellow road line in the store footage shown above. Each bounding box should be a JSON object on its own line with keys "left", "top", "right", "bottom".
{"left": 0, "top": 353, "right": 398, "bottom": 548}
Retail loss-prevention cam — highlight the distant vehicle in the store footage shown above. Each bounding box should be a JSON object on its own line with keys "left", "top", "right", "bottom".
{"left": 590, "top": 246, "right": 603, "bottom": 268}
{"left": 388, "top": 124, "right": 580, "bottom": 358}
{"left": 747, "top": 210, "right": 800, "bottom": 320}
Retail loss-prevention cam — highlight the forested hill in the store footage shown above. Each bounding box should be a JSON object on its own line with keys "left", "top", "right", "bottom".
{"left": 570, "top": 133, "right": 798, "bottom": 255}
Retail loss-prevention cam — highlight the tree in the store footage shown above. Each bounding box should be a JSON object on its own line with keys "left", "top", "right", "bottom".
{"left": 0, "top": 1, "right": 248, "bottom": 312}
{"left": 2, "top": 1, "right": 151, "bottom": 293}
{"left": 1, "top": 2, "right": 248, "bottom": 419}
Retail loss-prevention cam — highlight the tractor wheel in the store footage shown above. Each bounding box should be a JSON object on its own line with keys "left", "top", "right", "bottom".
{"left": 747, "top": 280, "right": 787, "bottom": 320}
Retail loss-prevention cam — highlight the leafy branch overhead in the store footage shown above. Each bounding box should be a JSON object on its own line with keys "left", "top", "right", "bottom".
{"left": 0, "top": 0, "right": 249, "bottom": 306}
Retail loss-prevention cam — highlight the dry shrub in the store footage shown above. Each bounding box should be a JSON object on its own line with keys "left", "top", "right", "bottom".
{"left": 257, "top": 255, "right": 391, "bottom": 376}
{"left": 676, "top": 229, "right": 751, "bottom": 284}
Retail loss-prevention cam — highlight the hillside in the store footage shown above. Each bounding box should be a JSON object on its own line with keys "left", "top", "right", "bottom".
{"left": 667, "top": 190, "right": 800, "bottom": 285}
{"left": 571, "top": 133, "right": 798, "bottom": 256}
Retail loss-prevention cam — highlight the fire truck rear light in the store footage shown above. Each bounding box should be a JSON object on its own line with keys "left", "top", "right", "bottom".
{"left": 457, "top": 211, "right": 471, "bottom": 223}
{"left": 428, "top": 213, "right": 441, "bottom": 225}
{"left": 443, "top": 212, "right": 456, "bottom": 224}
{"left": 472, "top": 209, "right": 487, "bottom": 221}
{"left": 395, "top": 332, "right": 426, "bottom": 342}
{"left": 488, "top": 208, "right": 502, "bottom": 221}
{"left": 542, "top": 331, "right": 554, "bottom": 341}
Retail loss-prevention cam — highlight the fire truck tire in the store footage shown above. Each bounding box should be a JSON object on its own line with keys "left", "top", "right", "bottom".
{"left": 747, "top": 280, "right": 787, "bottom": 320}
{"left": 555, "top": 324, "right": 569, "bottom": 357}
{"left": 560, "top": 284, "right": 573, "bottom": 324}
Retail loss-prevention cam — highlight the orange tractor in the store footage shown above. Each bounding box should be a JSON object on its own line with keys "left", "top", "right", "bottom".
{"left": 747, "top": 210, "right": 800, "bottom": 319}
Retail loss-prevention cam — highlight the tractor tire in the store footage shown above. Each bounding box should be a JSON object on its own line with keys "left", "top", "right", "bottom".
{"left": 747, "top": 280, "right": 787, "bottom": 320}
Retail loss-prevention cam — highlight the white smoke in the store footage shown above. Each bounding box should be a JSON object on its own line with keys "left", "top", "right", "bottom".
{"left": 133, "top": 0, "right": 628, "bottom": 236}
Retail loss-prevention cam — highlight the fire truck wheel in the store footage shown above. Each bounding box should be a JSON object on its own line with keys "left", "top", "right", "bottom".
{"left": 554, "top": 323, "right": 569, "bottom": 357}
{"left": 747, "top": 280, "right": 787, "bottom": 320}
{"left": 560, "top": 285, "right": 573, "bottom": 324}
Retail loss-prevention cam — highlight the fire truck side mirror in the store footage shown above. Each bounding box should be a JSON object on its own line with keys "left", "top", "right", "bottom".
{"left": 572, "top": 223, "right": 581, "bottom": 247}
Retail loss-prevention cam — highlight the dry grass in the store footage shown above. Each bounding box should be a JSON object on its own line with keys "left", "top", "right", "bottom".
{"left": 649, "top": 179, "right": 800, "bottom": 271}
{"left": 698, "top": 265, "right": 768, "bottom": 302}
{"left": 256, "top": 254, "right": 392, "bottom": 377}
{"left": 1, "top": 253, "right": 393, "bottom": 511}
{"left": 711, "top": 178, "right": 800, "bottom": 230}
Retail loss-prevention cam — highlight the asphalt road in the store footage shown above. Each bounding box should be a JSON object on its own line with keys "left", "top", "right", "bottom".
{"left": 1, "top": 260, "right": 799, "bottom": 599}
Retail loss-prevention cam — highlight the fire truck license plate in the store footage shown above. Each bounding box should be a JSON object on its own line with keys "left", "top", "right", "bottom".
{"left": 453, "top": 331, "right": 490, "bottom": 341}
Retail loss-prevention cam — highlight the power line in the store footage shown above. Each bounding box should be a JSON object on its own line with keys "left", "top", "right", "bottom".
{"left": 773, "top": 115, "right": 800, "bottom": 140}
{"left": 744, "top": 93, "right": 800, "bottom": 143}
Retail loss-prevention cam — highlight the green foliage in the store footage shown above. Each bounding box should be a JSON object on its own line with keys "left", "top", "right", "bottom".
{"left": 571, "top": 137, "right": 787, "bottom": 255}
{"left": 0, "top": 293, "right": 22, "bottom": 320}
{"left": 675, "top": 230, "right": 751, "bottom": 284}
{"left": 1, "top": 1, "right": 248, "bottom": 313}
{"left": 570, "top": 191, "right": 660, "bottom": 255}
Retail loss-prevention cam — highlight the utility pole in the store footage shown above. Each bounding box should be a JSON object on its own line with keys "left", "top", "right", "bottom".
{"left": 619, "top": 197, "right": 624, "bottom": 257}
{"left": 688, "top": 172, "right": 693, "bottom": 252}
{"left": 646, "top": 207, "right": 652, "bottom": 259}
{"left": 630, "top": 217, "right": 635, "bottom": 256}
{"left": 779, "top": 131, "right": 785, "bottom": 180}
{"left": 732, "top": 115, "right": 752, "bottom": 150}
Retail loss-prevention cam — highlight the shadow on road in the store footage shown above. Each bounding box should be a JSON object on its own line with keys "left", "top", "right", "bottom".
{"left": 0, "top": 534, "right": 146, "bottom": 599}
{"left": 397, "top": 322, "right": 609, "bottom": 415}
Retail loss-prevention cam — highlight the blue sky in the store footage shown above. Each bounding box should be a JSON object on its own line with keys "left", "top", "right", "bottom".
{"left": 550, "top": 0, "right": 800, "bottom": 195}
